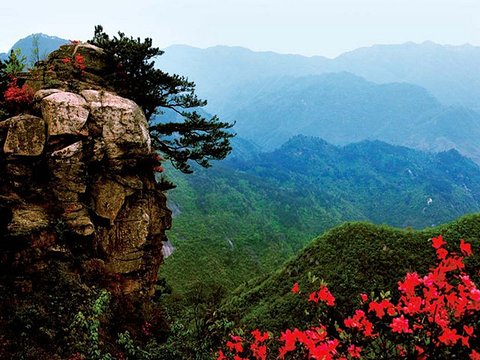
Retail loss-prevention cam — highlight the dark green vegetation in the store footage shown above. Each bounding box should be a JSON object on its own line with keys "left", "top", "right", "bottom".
{"left": 221, "top": 214, "right": 480, "bottom": 332}
{"left": 161, "top": 135, "right": 480, "bottom": 295}
{"left": 89, "top": 26, "right": 234, "bottom": 173}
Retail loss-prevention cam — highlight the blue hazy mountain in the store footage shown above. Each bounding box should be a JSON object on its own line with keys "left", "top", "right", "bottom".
{"left": 156, "top": 43, "right": 480, "bottom": 162}
{"left": 157, "top": 42, "right": 480, "bottom": 112}
{"left": 156, "top": 44, "right": 329, "bottom": 113}
{"left": 214, "top": 72, "right": 480, "bottom": 163}
{"left": 1, "top": 33, "right": 68, "bottom": 64}
{"left": 332, "top": 41, "right": 480, "bottom": 111}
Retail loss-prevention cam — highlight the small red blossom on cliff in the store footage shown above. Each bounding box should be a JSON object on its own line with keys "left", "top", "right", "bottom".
{"left": 4, "top": 79, "right": 33, "bottom": 105}
{"left": 75, "top": 54, "right": 86, "bottom": 71}
{"left": 291, "top": 282, "right": 300, "bottom": 294}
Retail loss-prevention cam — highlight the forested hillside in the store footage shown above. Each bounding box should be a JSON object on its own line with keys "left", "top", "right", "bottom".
{"left": 162, "top": 135, "right": 480, "bottom": 294}
{"left": 221, "top": 214, "right": 480, "bottom": 331}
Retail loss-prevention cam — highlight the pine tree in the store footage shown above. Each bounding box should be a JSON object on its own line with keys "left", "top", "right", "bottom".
{"left": 89, "top": 25, "right": 235, "bottom": 173}
{"left": 0, "top": 59, "right": 8, "bottom": 119}
{"left": 4, "top": 48, "right": 26, "bottom": 76}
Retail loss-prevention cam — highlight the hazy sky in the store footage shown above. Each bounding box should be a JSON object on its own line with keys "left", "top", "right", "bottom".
{"left": 1, "top": 0, "right": 479, "bottom": 57}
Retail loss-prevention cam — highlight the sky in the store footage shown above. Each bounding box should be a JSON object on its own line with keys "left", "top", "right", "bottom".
{"left": 1, "top": 0, "right": 479, "bottom": 58}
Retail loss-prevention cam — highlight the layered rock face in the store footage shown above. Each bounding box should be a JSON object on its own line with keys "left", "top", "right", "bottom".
{"left": 0, "top": 44, "right": 171, "bottom": 298}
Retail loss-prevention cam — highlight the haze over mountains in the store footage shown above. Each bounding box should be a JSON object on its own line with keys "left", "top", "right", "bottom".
{"left": 158, "top": 42, "right": 480, "bottom": 112}
{"left": 6, "top": 36, "right": 480, "bottom": 162}
{"left": 155, "top": 42, "right": 480, "bottom": 163}
{"left": 222, "top": 73, "right": 480, "bottom": 159}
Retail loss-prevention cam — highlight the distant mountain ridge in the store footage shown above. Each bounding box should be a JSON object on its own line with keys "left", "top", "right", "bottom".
{"left": 157, "top": 42, "right": 480, "bottom": 112}
{"left": 4, "top": 37, "right": 480, "bottom": 112}
{"left": 210, "top": 72, "right": 480, "bottom": 163}
{"left": 0, "top": 33, "right": 68, "bottom": 64}
{"left": 156, "top": 42, "right": 480, "bottom": 162}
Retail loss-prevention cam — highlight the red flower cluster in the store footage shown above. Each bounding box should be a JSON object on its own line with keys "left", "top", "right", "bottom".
{"left": 61, "top": 54, "right": 86, "bottom": 76}
{"left": 279, "top": 326, "right": 340, "bottom": 359}
{"left": 218, "top": 236, "right": 479, "bottom": 359}
{"left": 74, "top": 54, "right": 86, "bottom": 72}
{"left": 3, "top": 78, "right": 33, "bottom": 105}
{"left": 308, "top": 285, "right": 335, "bottom": 306}
{"left": 218, "top": 331, "right": 270, "bottom": 360}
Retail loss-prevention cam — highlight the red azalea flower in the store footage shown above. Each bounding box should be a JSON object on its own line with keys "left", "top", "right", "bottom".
{"left": 436, "top": 248, "right": 449, "bottom": 260}
{"left": 318, "top": 286, "right": 335, "bottom": 306}
{"left": 438, "top": 328, "right": 461, "bottom": 346}
{"left": 432, "top": 235, "right": 446, "bottom": 249}
{"left": 460, "top": 239, "right": 473, "bottom": 257}
{"left": 251, "top": 329, "right": 269, "bottom": 342}
{"left": 470, "top": 350, "right": 480, "bottom": 360}
{"left": 291, "top": 282, "right": 300, "bottom": 294}
{"left": 348, "top": 344, "right": 362, "bottom": 359}
{"left": 464, "top": 325, "right": 474, "bottom": 336}
{"left": 390, "top": 315, "right": 412, "bottom": 334}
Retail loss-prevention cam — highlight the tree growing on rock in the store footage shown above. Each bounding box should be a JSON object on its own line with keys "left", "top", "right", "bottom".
{"left": 0, "top": 59, "right": 8, "bottom": 119}
{"left": 89, "top": 25, "right": 235, "bottom": 173}
{"left": 0, "top": 50, "right": 29, "bottom": 119}
{"left": 4, "top": 48, "right": 27, "bottom": 76}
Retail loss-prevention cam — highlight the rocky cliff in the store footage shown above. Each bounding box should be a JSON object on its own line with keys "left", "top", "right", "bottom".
{"left": 0, "top": 43, "right": 172, "bottom": 358}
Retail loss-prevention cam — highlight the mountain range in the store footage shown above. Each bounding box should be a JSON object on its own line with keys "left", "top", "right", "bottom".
{"left": 162, "top": 136, "right": 480, "bottom": 293}
{"left": 157, "top": 42, "right": 480, "bottom": 113}
{"left": 4, "top": 36, "right": 480, "bottom": 163}
{"left": 3, "top": 33, "right": 480, "bottom": 297}
{"left": 0, "top": 33, "right": 68, "bottom": 63}
{"left": 219, "top": 73, "right": 480, "bottom": 162}
{"left": 156, "top": 42, "right": 480, "bottom": 163}
{"left": 2, "top": 34, "right": 480, "bottom": 359}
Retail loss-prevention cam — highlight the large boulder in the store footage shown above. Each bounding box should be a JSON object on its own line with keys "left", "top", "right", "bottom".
{"left": 7, "top": 204, "right": 50, "bottom": 236}
{"left": 81, "top": 90, "right": 151, "bottom": 159}
{"left": 91, "top": 176, "right": 136, "bottom": 224}
{"left": 0, "top": 42, "right": 173, "bottom": 359}
{"left": 41, "top": 92, "right": 89, "bottom": 136}
{"left": 1, "top": 84, "right": 170, "bottom": 291}
{"left": 3, "top": 115, "right": 46, "bottom": 156}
